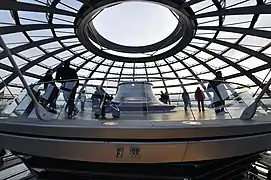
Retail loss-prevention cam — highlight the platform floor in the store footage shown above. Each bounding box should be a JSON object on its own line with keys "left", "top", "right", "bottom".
{"left": 52, "top": 106, "right": 250, "bottom": 121}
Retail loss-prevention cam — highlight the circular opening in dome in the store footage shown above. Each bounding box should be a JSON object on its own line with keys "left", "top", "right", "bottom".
{"left": 92, "top": 1, "right": 178, "bottom": 47}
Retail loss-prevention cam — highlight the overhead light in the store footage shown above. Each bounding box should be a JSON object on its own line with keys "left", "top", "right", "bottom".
{"left": 102, "top": 121, "right": 119, "bottom": 126}
{"left": 182, "top": 121, "right": 202, "bottom": 125}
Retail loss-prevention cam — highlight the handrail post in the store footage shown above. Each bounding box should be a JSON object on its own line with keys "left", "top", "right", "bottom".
{"left": 240, "top": 78, "right": 271, "bottom": 120}
{"left": 0, "top": 34, "right": 50, "bottom": 120}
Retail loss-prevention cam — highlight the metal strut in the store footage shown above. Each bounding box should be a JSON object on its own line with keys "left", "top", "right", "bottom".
{"left": 0, "top": 34, "right": 50, "bottom": 120}
{"left": 240, "top": 77, "right": 271, "bottom": 120}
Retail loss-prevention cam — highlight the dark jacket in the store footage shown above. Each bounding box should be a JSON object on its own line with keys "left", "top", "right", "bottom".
{"left": 182, "top": 92, "right": 190, "bottom": 102}
{"left": 42, "top": 74, "right": 53, "bottom": 90}
{"left": 56, "top": 66, "right": 79, "bottom": 88}
{"left": 195, "top": 89, "right": 204, "bottom": 101}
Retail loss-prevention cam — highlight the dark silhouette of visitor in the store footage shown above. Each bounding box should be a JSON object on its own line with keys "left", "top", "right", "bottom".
{"left": 80, "top": 90, "right": 86, "bottom": 112}
{"left": 56, "top": 61, "right": 79, "bottom": 119}
{"left": 195, "top": 87, "right": 205, "bottom": 112}
{"left": 42, "top": 70, "right": 53, "bottom": 90}
{"left": 41, "top": 70, "right": 58, "bottom": 114}
{"left": 208, "top": 71, "right": 227, "bottom": 114}
{"left": 159, "top": 91, "right": 168, "bottom": 104}
{"left": 182, "top": 88, "right": 190, "bottom": 111}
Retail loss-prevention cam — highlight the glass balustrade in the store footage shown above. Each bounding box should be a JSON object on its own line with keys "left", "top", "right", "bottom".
{"left": 0, "top": 77, "right": 269, "bottom": 122}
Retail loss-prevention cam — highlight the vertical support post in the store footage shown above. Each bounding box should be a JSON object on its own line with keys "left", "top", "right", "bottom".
{"left": 240, "top": 78, "right": 271, "bottom": 120}
{"left": 0, "top": 34, "right": 49, "bottom": 120}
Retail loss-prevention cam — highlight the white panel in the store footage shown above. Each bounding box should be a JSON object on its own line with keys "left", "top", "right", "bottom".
{"left": 238, "top": 57, "right": 267, "bottom": 69}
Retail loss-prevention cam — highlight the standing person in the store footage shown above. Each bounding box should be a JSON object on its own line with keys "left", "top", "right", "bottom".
{"left": 80, "top": 90, "right": 86, "bottom": 112}
{"left": 208, "top": 71, "right": 227, "bottom": 114}
{"left": 41, "top": 70, "right": 58, "bottom": 114}
{"left": 182, "top": 88, "right": 190, "bottom": 111}
{"left": 195, "top": 87, "right": 205, "bottom": 112}
{"left": 56, "top": 61, "right": 79, "bottom": 119}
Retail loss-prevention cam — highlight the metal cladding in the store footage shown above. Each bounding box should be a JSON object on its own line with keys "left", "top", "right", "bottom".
{"left": 113, "top": 81, "right": 175, "bottom": 111}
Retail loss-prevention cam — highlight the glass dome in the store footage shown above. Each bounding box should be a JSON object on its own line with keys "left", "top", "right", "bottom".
{"left": 0, "top": 0, "right": 269, "bottom": 103}
{"left": 2, "top": 1, "right": 271, "bottom": 179}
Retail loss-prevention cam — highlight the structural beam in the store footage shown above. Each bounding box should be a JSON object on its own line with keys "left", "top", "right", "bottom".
{"left": 0, "top": 35, "right": 76, "bottom": 60}
{"left": 0, "top": 24, "right": 74, "bottom": 35}
{"left": 189, "top": 44, "right": 271, "bottom": 95}
{"left": 198, "top": 26, "right": 271, "bottom": 39}
{"left": 0, "top": 0, "right": 77, "bottom": 17}
{"left": 194, "top": 36, "right": 271, "bottom": 64}
{"left": 194, "top": 4, "right": 271, "bottom": 18}
{"left": 0, "top": 44, "right": 81, "bottom": 90}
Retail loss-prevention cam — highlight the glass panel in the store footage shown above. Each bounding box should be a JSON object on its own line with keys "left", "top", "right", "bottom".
{"left": 2, "top": 76, "right": 268, "bottom": 121}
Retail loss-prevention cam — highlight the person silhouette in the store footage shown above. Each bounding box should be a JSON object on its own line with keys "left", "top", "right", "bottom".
{"left": 56, "top": 61, "right": 79, "bottom": 119}
{"left": 195, "top": 87, "right": 205, "bottom": 112}
{"left": 182, "top": 88, "right": 190, "bottom": 111}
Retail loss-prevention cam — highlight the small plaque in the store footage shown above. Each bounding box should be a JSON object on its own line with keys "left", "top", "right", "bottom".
{"left": 116, "top": 145, "right": 141, "bottom": 159}
{"left": 130, "top": 146, "right": 140, "bottom": 159}
{"left": 116, "top": 147, "right": 124, "bottom": 158}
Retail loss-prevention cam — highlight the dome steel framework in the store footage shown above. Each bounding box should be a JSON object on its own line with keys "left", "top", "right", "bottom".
{"left": 0, "top": 0, "right": 271, "bottom": 98}
{"left": 2, "top": 1, "right": 271, "bottom": 178}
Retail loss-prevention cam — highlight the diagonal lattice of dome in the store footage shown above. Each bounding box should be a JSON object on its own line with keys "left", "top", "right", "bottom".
{"left": 2, "top": 1, "right": 271, "bottom": 179}
{"left": 0, "top": 0, "right": 270, "bottom": 101}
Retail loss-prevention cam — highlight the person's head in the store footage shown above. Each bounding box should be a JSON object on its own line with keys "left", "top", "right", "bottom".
{"left": 197, "top": 87, "right": 200, "bottom": 91}
{"left": 216, "top": 71, "right": 222, "bottom": 77}
{"left": 96, "top": 85, "right": 103, "bottom": 91}
{"left": 46, "top": 69, "right": 53, "bottom": 76}
{"left": 183, "top": 88, "right": 187, "bottom": 92}
{"left": 82, "top": 90, "right": 85, "bottom": 94}
{"left": 64, "top": 60, "right": 70, "bottom": 68}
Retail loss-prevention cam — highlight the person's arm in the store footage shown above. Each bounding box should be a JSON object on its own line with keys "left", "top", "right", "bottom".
{"left": 203, "top": 90, "right": 206, "bottom": 99}
{"left": 55, "top": 69, "right": 61, "bottom": 80}
{"left": 74, "top": 71, "right": 79, "bottom": 88}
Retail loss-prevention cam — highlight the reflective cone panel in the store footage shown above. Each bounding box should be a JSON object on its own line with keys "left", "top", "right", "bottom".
{"left": 113, "top": 81, "right": 175, "bottom": 112}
